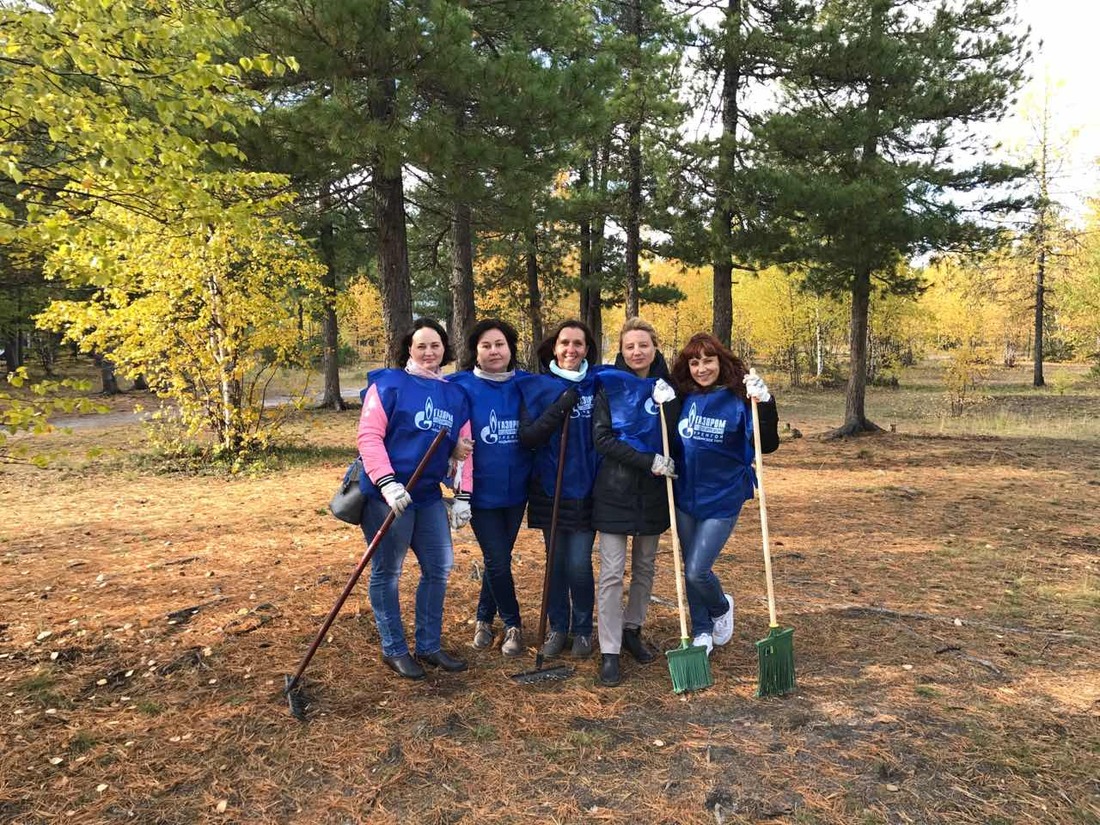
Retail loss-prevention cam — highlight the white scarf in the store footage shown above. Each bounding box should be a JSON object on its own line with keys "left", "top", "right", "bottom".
{"left": 549, "top": 359, "right": 588, "bottom": 382}
{"left": 405, "top": 361, "right": 445, "bottom": 381}
{"left": 473, "top": 367, "right": 515, "bottom": 382}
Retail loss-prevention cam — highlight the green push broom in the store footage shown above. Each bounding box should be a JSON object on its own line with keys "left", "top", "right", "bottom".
{"left": 749, "top": 370, "right": 795, "bottom": 697}
{"left": 659, "top": 405, "right": 713, "bottom": 694}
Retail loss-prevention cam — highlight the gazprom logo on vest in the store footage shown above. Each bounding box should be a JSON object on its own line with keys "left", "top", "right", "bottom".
{"left": 569, "top": 393, "right": 594, "bottom": 419}
{"left": 480, "top": 409, "right": 519, "bottom": 444}
{"left": 678, "top": 402, "right": 726, "bottom": 442}
{"left": 413, "top": 396, "right": 455, "bottom": 431}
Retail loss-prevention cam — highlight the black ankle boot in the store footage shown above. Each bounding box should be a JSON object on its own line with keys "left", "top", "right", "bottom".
{"left": 622, "top": 627, "right": 656, "bottom": 664}
{"left": 599, "top": 653, "right": 621, "bottom": 687}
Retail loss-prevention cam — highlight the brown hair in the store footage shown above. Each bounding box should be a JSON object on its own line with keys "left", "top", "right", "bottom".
{"left": 670, "top": 332, "right": 747, "bottom": 396}
{"left": 535, "top": 319, "right": 595, "bottom": 371}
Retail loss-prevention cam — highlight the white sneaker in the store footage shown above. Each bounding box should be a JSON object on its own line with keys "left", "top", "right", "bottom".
{"left": 712, "top": 594, "right": 735, "bottom": 646}
{"left": 692, "top": 633, "right": 714, "bottom": 656}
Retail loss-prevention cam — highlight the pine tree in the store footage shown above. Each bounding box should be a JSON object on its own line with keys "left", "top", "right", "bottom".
{"left": 753, "top": 0, "right": 1029, "bottom": 436}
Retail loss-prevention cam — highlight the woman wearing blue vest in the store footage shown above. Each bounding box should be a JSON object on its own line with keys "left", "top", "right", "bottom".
{"left": 357, "top": 317, "right": 475, "bottom": 680}
{"left": 668, "top": 332, "right": 779, "bottom": 655}
{"left": 591, "top": 317, "right": 677, "bottom": 687}
{"left": 518, "top": 319, "right": 600, "bottom": 660}
{"left": 448, "top": 319, "right": 533, "bottom": 658}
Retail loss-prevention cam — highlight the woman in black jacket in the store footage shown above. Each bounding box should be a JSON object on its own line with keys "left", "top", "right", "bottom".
{"left": 518, "top": 320, "right": 601, "bottom": 660}
{"left": 591, "top": 318, "right": 677, "bottom": 686}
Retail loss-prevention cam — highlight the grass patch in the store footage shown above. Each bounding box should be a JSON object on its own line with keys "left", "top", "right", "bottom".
{"left": 136, "top": 699, "right": 164, "bottom": 716}
{"left": 15, "top": 673, "right": 72, "bottom": 709}
{"left": 68, "top": 731, "right": 98, "bottom": 754}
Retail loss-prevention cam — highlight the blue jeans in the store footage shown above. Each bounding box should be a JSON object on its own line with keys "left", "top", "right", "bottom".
{"left": 543, "top": 528, "right": 596, "bottom": 636}
{"left": 471, "top": 504, "right": 526, "bottom": 628}
{"left": 675, "top": 507, "right": 740, "bottom": 636}
{"left": 362, "top": 497, "right": 453, "bottom": 657}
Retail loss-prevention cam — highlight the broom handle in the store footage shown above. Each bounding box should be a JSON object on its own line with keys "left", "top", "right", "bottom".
{"left": 749, "top": 369, "right": 779, "bottom": 629}
{"left": 534, "top": 411, "right": 571, "bottom": 668}
{"left": 659, "top": 404, "right": 690, "bottom": 642}
{"left": 286, "top": 427, "right": 449, "bottom": 692}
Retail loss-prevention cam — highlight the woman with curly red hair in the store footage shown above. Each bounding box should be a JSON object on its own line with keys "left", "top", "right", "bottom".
{"left": 668, "top": 332, "right": 780, "bottom": 654}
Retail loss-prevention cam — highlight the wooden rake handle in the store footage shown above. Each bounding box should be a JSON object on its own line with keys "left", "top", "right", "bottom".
{"left": 749, "top": 369, "right": 779, "bottom": 629}
{"left": 659, "top": 404, "right": 691, "bottom": 642}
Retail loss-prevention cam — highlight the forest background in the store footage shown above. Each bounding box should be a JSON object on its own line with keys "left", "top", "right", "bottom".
{"left": 1, "top": 0, "right": 1099, "bottom": 451}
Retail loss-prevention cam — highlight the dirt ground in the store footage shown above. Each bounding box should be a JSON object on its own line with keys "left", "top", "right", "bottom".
{"left": 1, "top": 383, "right": 1098, "bottom": 824}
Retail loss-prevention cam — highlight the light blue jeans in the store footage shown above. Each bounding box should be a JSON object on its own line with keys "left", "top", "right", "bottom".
{"left": 674, "top": 506, "right": 741, "bottom": 636}
{"left": 362, "top": 497, "right": 453, "bottom": 657}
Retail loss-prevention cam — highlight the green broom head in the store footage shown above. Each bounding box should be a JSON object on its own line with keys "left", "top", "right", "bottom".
{"left": 755, "top": 625, "right": 795, "bottom": 697}
{"left": 666, "top": 639, "right": 713, "bottom": 694}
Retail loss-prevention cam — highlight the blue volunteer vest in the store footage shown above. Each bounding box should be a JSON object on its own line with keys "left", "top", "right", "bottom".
{"left": 358, "top": 369, "right": 469, "bottom": 507}
{"left": 517, "top": 371, "right": 600, "bottom": 501}
{"left": 673, "top": 388, "right": 756, "bottom": 519}
{"left": 596, "top": 369, "right": 664, "bottom": 455}
{"left": 448, "top": 370, "right": 533, "bottom": 509}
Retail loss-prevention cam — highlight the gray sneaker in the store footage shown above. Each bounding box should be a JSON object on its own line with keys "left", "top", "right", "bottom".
{"left": 501, "top": 626, "right": 524, "bottom": 657}
{"left": 541, "top": 630, "right": 568, "bottom": 659}
{"left": 472, "top": 620, "right": 494, "bottom": 650}
{"left": 571, "top": 634, "right": 593, "bottom": 659}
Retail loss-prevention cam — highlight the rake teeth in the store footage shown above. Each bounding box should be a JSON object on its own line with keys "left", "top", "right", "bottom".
{"left": 284, "top": 674, "right": 311, "bottom": 721}
{"left": 509, "top": 665, "right": 573, "bottom": 685}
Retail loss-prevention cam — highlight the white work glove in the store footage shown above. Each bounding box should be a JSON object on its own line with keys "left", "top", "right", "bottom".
{"left": 651, "top": 378, "right": 676, "bottom": 404}
{"left": 380, "top": 481, "right": 413, "bottom": 516}
{"left": 449, "top": 496, "right": 472, "bottom": 529}
{"left": 743, "top": 371, "right": 771, "bottom": 403}
{"left": 651, "top": 454, "right": 677, "bottom": 478}
{"left": 448, "top": 459, "right": 466, "bottom": 492}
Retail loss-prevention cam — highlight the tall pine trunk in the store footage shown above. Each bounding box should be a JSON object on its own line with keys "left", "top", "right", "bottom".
{"left": 525, "top": 230, "right": 544, "bottom": 369}
{"left": 711, "top": 0, "right": 741, "bottom": 348}
{"left": 370, "top": 3, "right": 412, "bottom": 367}
{"left": 829, "top": 272, "right": 881, "bottom": 437}
{"left": 449, "top": 199, "right": 476, "bottom": 367}
{"left": 623, "top": 0, "right": 643, "bottom": 320}
{"left": 317, "top": 184, "right": 346, "bottom": 410}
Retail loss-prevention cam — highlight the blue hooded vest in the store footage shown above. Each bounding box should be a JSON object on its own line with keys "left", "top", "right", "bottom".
{"left": 673, "top": 388, "right": 756, "bottom": 519}
{"left": 448, "top": 370, "right": 533, "bottom": 509}
{"left": 517, "top": 371, "right": 600, "bottom": 501}
{"left": 358, "top": 369, "right": 469, "bottom": 507}
{"left": 595, "top": 369, "right": 664, "bottom": 456}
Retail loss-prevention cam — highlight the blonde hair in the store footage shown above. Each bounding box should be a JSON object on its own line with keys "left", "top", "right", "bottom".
{"left": 619, "top": 317, "right": 659, "bottom": 350}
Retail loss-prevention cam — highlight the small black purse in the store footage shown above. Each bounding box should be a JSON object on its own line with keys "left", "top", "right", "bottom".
{"left": 329, "top": 457, "right": 366, "bottom": 525}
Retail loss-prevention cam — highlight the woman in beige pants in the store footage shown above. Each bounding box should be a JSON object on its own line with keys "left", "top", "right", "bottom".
{"left": 591, "top": 318, "right": 676, "bottom": 687}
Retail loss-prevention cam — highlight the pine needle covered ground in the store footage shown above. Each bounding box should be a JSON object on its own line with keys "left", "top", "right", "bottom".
{"left": 2, "top": 366, "right": 1097, "bottom": 824}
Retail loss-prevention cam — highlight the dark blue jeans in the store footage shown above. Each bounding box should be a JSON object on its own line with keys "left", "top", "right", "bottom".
{"left": 362, "top": 497, "right": 453, "bottom": 657}
{"left": 674, "top": 506, "right": 741, "bottom": 636}
{"left": 543, "top": 528, "right": 596, "bottom": 636}
{"left": 471, "top": 504, "right": 526, "bottom": 628}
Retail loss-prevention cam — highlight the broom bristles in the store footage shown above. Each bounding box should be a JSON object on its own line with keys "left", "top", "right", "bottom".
{"left": 666, "top": 640, "right": 713, "bottom": 694}
{"left": 755, "top": 626, "right": 795, "bottom": 697}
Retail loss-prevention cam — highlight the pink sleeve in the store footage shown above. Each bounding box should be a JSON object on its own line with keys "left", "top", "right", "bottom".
{"left": 459, "top": 420, "right": 474, "bottom": 493}
{"left": 356, "top": 384, "right": 395, "bottom": 485}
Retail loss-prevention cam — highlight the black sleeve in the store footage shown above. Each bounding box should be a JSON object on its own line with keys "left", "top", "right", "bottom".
{"left": 755, "top": 397, "right": 780, "bottom": 454}
{"left": 592, "top": 389, "right": 654, "bottom": 472}
{"left": 518, "top": 387, "right": 578, "bottom": 449}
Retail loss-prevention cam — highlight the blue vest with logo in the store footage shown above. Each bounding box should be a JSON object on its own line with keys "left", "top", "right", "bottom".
{"left": 448, "top": 371, "right": 533, "bottom": 509}
{"left": 673, "top": 388, "right": 756, "bottom": 519}
{"left": 596, "top": 370, "right": 664, "bottom": 455}
{"left": 518, "top": 371, "right": 600, "bottom": 501}
{"left": 358, "top": 369, "right": 469, "bottom": 506}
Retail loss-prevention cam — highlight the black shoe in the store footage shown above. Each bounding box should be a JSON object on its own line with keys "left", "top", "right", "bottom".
{"left": 622, "top": 627, "right": 656, "bottom": 664}
{"left": 381, "top": 652, "right": 426, "bottom": 680}
{"left": 416, "top": 649, "right": 468, "bottom": 672}
{"left": 599, "top": 653, "right": 621, "bottom": 687}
